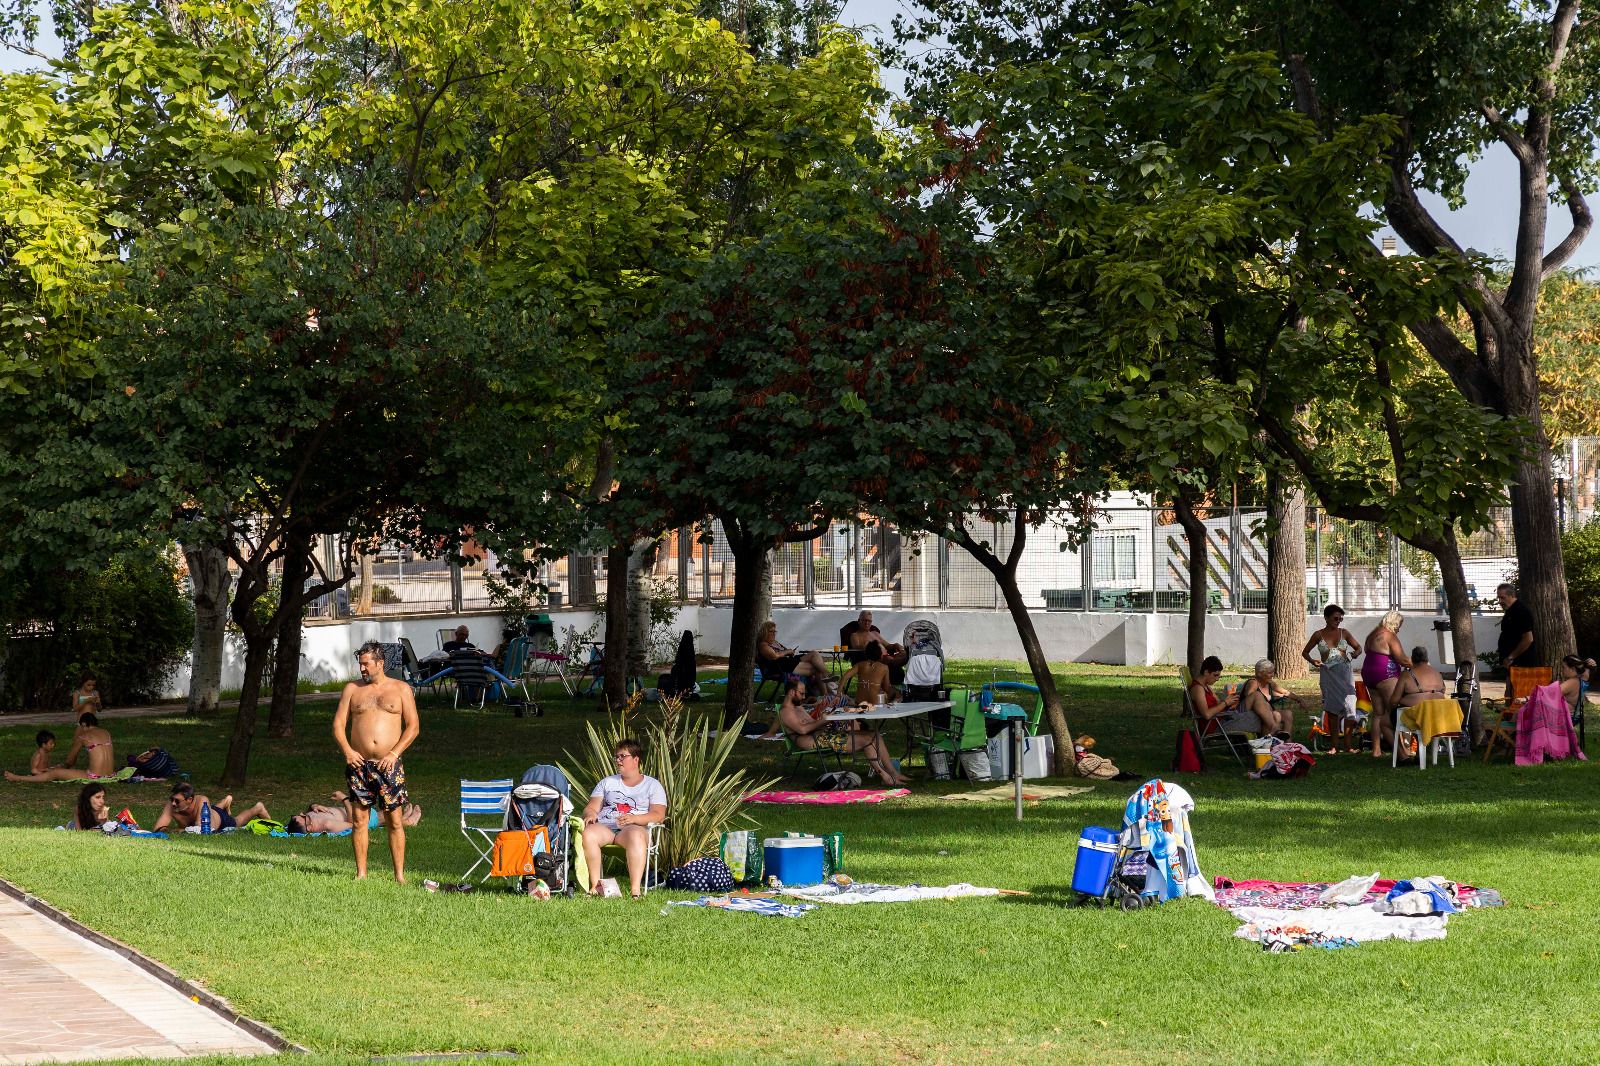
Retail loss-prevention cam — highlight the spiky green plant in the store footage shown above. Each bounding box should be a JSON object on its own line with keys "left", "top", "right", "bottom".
{"left": 561, "top": 693, "right": 778, "bottom": 869}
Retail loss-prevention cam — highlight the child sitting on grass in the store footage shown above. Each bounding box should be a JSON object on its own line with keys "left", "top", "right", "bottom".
{"left": 27, "top": 730, "right": 58, "bottom": 775}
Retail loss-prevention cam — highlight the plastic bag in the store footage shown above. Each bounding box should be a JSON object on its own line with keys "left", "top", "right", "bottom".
{"left": 1318, "top": 871, "right": 1380, "bottom": 905}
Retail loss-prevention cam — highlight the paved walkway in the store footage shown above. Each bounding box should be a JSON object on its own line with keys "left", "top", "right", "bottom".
{"left": 0, "top": 890, "right": 280, "bottom": 1064}
{"left": 0, "top": 692, "right": 339, "bottom": 729}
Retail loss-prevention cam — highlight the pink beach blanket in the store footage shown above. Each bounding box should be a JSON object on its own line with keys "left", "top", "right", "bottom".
{"left": 1515, "top": 682, "right": 1588, "bottom": 765}
{"left": 743, "top": 788, "right": 910, "bottom": 805}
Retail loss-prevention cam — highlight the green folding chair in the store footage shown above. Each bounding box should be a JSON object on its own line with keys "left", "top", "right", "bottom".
{"left": 925, "top": 688, "right": 988, "bottom": 779}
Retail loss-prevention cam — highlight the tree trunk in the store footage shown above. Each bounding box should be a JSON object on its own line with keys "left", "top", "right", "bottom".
{"left": 1267, "top": 475, "right": 1308, "bottom": 679}
{"left": 1174, "top": 495, "right": 1209, "bottom": 677}
{"left": 221, "top": 637, "right": 270, "bottom": 787}
{"left": 266, "top": 546, "right": 308, "bottom": 738}
{"left": 354, "top": 543, "right": 375, "bottom": 616}
{"left": 722, "top": 524, "right": 771, "bottom": 728}
{"left": 182, "top": 540, "right": 232, "bottom": 716}
{"left": 627, "top": 539, "right": 659, "bottom": 679}
{"left": 1508, "top": 453, "right": 1574, "bottom": 668}
{"left": 603, "top": 543, "right": 631, "bottom": 709}
{"left": 955, "top": 518, "right": 1077, "bottom": 774}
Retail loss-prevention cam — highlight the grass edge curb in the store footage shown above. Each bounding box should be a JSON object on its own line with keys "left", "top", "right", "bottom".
{"left": 0, "top": 874, "right": 306, "bottom": 1056}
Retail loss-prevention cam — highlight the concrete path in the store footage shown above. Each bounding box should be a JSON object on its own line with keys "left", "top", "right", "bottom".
{"left": 0, "top": 889, "right": 280, "bottom": 1065}
{"left": 0, "top": 693, "right": 339, "bottom": 729}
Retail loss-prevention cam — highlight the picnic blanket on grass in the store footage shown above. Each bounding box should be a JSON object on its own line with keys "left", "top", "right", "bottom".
{"left": 783, "top": 882, "right": 1001, "bottom": 905}
{"left": 938, "top": 783, "right": 1093, "bottom": 803}
{"left": 1215, "top": 873, "right": 1500, "bottom": 949}
{"left": 666, "top": 895, "right": 815, "bottom": 918}
{"left": 743, "top": 788, "right": 909, "bottom": 805}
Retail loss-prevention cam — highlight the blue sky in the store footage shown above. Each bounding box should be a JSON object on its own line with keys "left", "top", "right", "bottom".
{"left": 6, "top": 0, "right": 1595, "bottom": 272}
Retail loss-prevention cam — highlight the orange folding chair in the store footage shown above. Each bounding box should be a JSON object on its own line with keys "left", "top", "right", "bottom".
{"left": 1483, "top": 665, "right": 1555, "bottom": 761}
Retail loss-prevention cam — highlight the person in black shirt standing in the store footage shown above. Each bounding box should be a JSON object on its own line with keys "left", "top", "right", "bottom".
{"left": 1496, "top": 583, "right": 1539, "bottom": 670}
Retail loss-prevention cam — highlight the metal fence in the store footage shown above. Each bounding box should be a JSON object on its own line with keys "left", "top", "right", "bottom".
{"left": 298, "top": 436, "right": 1600, "bottom": 619}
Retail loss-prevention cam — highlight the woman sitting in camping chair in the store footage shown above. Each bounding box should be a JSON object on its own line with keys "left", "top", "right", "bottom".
{"left": 774, "top": 677, "right": 908, "bottom": 785}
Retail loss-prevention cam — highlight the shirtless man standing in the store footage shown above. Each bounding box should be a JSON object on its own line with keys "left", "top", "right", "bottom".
{"left": 333, "top": 640, "right": 421, "bottom": 882}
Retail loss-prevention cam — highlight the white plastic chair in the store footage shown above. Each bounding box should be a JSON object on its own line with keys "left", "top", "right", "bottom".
{"left": 1394, "top": 699, "right": 1462, "bottom": 770}
{"left": 458, "top": 778, "right": 514, "bottom": 881}
{"left": 589, "top": 821, "right": 665, "bottom": 896}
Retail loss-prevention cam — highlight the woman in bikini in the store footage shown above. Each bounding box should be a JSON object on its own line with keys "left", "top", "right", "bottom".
{"left": 1395, "top": 646, "right": 1448, "bottom": 708}
{"left": 839, "top": 642, "right": 896, "bottom": 706}
{"left": 6, "top": 712, "right": 116, "bottom": 782}
{"left": 775, "top": 677, "right": 908, "bottom": 785}
{"left": 1559, "top": 655, "right": 1594, "bottom": 718}
{"left": 1239, "top": 659, "right": 1301, "bottom": 739}
{"left": 1361, "top": 611, "right": 1410, "bottom": 757}
{"left": 1188, "top": 655, "right": 1260, "bottom": 733}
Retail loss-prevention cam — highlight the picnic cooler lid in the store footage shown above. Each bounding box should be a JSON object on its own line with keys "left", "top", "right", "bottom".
{"left": 764, "top": 835, "right": 825, "bottom": 850}
{"left": 1077, "top": 825, "right": 1120, "bottom": 853}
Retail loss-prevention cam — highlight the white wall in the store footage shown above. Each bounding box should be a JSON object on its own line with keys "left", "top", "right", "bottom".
{"left": 160, "top": 604, "right": 1504, "bottom": 698}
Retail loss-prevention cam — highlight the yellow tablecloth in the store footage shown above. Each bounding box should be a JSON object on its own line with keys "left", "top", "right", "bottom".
{"left": 1401, "top": 698, "right": 1464, "bottom": 746}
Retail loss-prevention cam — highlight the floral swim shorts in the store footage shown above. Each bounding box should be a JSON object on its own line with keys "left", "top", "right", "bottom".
{"left": 344, "top": 758, "right": 408, "bottom": 811}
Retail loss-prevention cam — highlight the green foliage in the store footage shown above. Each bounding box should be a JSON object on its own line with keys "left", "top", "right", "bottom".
{"left": 1563, "top": 520, "right": 1600, "bottom": 655}
{"left": 561, "top": 695, "right": 777, "bottom": 869}
{"left": 0, "top": 547, "right": 192, "bottom": 710}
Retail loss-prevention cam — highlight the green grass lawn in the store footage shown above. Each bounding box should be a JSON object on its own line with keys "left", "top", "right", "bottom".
{"left": 1, "top": 662, "right": 1596, "bottom": 1066}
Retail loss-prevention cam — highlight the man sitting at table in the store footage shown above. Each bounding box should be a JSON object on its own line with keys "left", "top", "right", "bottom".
{"left": 772, "top": 677, "right": 908, "bottom": 786}
{"left": 442, "top": 626, "right": 483, "bottom": 655}
{"left": 840, "top": 642, "right": 896, "bottom": 707}
{"left": 844, "top": 610, "right": 908, "bottom": 679}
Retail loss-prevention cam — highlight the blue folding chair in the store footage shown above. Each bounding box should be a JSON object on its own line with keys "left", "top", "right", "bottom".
{"left": 459, "top": 778, "right": 514, "bottom": 881}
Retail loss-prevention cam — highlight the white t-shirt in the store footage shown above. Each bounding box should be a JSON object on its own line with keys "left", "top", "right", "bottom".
{"left": 590, "top": 774, "right": 667, "bottom": 829}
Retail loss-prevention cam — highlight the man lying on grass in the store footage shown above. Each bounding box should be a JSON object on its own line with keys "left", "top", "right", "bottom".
{"left": 333, "top": 641, "right": 421, "bottom": 883}
{"left": 286, "top": 791, "right": 423, "bottom": 835}
{"left": 154, "top": 782, "right": 272, "bottom": 832}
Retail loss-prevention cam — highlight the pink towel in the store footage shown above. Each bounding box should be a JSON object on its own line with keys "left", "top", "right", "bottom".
{"left": 1515, "top": 682, "right": 1588, "bottom": 765}
{"left": 743, "top": 788, "right": 910, "bottom": 805}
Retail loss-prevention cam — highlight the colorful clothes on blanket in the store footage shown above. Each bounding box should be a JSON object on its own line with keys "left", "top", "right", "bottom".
{"left": 666, "top": 895, "right": 815, "bottom": 918}
{"left": 782, "top": 882, "right": 1000, "bottom": 905}
{"left": 743, "top": 788, "right": 909, "bottom": 805}
{"left": 1212, "top": 876, "right": 1499, "bottom": 911}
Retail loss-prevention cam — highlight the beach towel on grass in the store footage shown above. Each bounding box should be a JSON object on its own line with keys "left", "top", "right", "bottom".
{"left": 666, "top": 895, "right": 815, "bottom": 918}
{"left": 938, "top": 783, "right": 1094, "bottom": 803}
{"left": 1230, "top": 906, "right": 1447, "bottom": 945}
{"left": 783, "top": 882, "right": 1000, "bottom": 905}
{"left": 743, "top": 788, "right": 909, "bottom": 805}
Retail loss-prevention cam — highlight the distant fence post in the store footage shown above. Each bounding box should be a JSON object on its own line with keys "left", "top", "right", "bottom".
{"left": 1388, "top": 534, "right": 1403, "bottom": 607}
{"left": 1228, "top": 505, "right": 1242, "bottom": 610}
{"left": 802, "top": 537, "right": 815, "bottom": 608}
{"left": 449, "top": 560, "right": 464, "bottom": 613}
{"left": 938, "top": 536, "right": 950, "bottom": 608}
{"left": 677, "top": 527, "right": 690, "bottom": 602}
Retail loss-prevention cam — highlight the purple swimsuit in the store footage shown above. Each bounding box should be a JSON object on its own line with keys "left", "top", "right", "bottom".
{"left": 1360, "top": 650, "right": 1399, "bottom": 689}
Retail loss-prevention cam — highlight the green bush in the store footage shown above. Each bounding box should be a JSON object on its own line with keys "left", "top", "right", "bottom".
{"left": 1564, "top": 519, "right": 1600, "bottom": 656}
{"left": 0, "top": 549, "right": 193, "bottom": 711}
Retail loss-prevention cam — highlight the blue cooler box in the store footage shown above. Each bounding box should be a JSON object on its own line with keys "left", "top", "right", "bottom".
{"left": 764, "top": 836, "right": 826, "bottom": 885}
{"left": 1071, "top": 826, "right": 1120, "bottom": 897}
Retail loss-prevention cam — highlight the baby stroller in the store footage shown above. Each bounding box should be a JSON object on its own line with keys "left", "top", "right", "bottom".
{"left": 901, "top": 620, "right": 945, "bottom": 698}
{"left": 506, "top": 764, "right": 573, "bottom": 896}
{"left": 1072, "top": 779, "right": 1209, "bottom": 910}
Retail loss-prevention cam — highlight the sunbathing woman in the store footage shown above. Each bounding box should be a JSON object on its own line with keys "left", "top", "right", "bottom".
{"left": 72, "top": 783, "right": 112, "bottom": 830}
{"left": 1559, "top": 655, "right": 1594, "bottom": 717}
{"left": 1361, "top": 611, "right": 1411, "bottom": 757}
{"left": 776, "top": 677, "right": 908, "bottom": 785}
{"left": 839, "top": 642, "right": 896, "bottom": 706}
{"left": 6, "top": 713, "right": 115, "bottom": 781}
{"left": 1395, "top": 646, "right": 1448, "bottom": 708}
{"left": 756, "top": 621, "right": 833, "bottom": 690}
{"left": 1240, "top": 659, "right": 1300, "bottom": 739}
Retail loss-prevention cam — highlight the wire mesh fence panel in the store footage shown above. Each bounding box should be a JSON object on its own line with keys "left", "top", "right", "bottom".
{"left": 772, "top": 541, "right": 807, "bottom": 605}
{"left": 944, "top": 519, "right": 1003, "bottom": 608}
{"left": 1088, "top": 509, "right": 1152, "bottom": 611}
{"left": 703, "top": 519, "right": 737, "bottom": 602}
{"left": 352, "top": 545, "right": 456, "bottom": 616}
{"left": 859, "top": 521, "right": 901, "bottom": 604}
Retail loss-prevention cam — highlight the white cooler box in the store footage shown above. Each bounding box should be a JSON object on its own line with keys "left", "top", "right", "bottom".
{"left": 985, "top": 732, "right": 1054, "bottom": 780}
